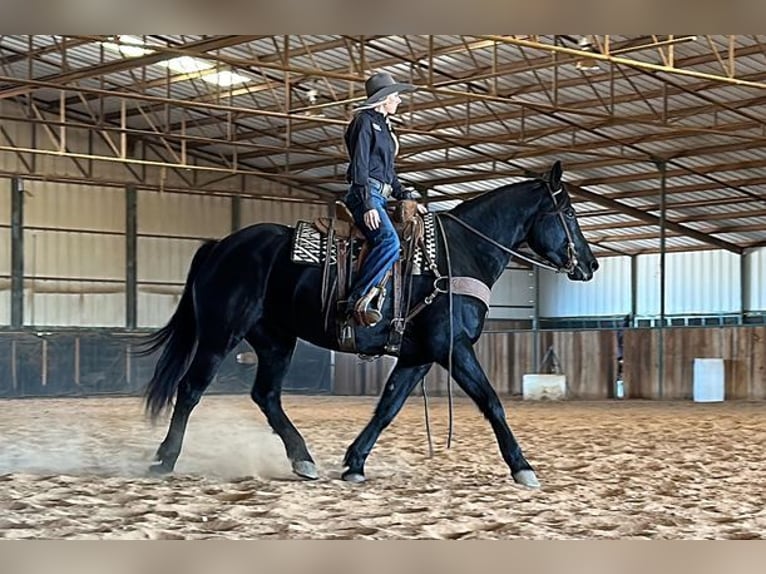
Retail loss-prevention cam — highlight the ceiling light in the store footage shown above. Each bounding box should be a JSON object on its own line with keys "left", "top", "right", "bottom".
{"left": 575, "top": 36, "right": 600, "bottom": 72}
{"left": 202, "top": 71, "right": 251, "bottom": 87}
{"left": 159, "top": 56, "right": 214, "bottom": 74}
{"left": 101, "top": 35, "right": 153, "bottom": 57}
{"left": 100, "top": 37, "right": 251, "bottom": 87}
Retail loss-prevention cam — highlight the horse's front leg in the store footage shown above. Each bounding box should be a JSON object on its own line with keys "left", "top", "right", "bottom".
{"left": 342, "top": 361, "right": 433, "bottom": 483}
{"left": 439, "top": 337, "right": 540, "bottom": 488}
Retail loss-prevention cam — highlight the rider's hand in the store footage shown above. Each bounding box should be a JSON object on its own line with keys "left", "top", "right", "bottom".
{"left": 363, "top": 209, "right": 381, "bottom": 230}
{"left": 417, "top": 203, "right": 428, "bottom": 214}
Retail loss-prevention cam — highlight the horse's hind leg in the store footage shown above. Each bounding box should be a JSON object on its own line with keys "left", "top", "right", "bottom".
{"left": 247, "top": 329, "right": 318, "bottom": 480}
{"left": 151, "top": 339, "right": 233, "bottom": 474}
{"left": 342, "top": 361, "right": 432, "bottom": 483}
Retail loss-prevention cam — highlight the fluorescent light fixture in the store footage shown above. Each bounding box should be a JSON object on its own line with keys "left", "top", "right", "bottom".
{"left": 202, "top": 70, "right": 251, "bottom": 87}
{"left": 574, "top": 36, "right": 601, "bottom": 72}
{"left": 160, "top": 56, "right": 214, "bottom": 74}
{"left": 101, "top": 35, "right": 153, "bottom": 57}
{"left": 100, "top": 36, "right": 252, "bottom": 87}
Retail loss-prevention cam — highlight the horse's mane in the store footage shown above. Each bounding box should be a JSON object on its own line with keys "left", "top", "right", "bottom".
{"left": 448, "top": 178, "right": 544, "bottom": 217}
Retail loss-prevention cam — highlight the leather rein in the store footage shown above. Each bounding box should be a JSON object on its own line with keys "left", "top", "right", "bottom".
{"left": 439, "top": 179, "right": 579, "bottom": 275}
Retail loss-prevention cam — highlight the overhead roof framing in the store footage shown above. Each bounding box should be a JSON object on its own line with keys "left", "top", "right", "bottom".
{"left": 1, "top": 34, "right": 765, "bottom": 255}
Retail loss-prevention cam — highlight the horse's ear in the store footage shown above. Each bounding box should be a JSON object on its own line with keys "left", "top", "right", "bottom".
{"left": 549, "top": 160, "right": 563, "bottom": 189}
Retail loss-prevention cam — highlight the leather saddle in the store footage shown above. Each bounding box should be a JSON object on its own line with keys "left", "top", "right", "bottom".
{"left": 310, "top": 199, "right": 427, "bottom": 356}
{"left": 313, "top": 199, "right": 422, "bottom": 242}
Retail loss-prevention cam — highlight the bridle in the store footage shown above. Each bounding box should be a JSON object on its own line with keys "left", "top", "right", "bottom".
{"left": 439, "top": 179, "right": 579, "bottom": 275}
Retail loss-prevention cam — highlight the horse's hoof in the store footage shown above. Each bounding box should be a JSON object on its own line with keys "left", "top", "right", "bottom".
{"left": 512, "top": 469, "right": 540, "bottom": 489}
{"left": 148, "top": 462, "right": 173, "bottom": 475}
{"left": 292, "top": 460, "right": 319, "bottom": 480}
{"left": 341, "top": 470, "right": 366, "bottom": 484}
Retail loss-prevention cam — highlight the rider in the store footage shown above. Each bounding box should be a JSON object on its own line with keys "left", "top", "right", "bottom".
{"left": 342, "top": 72, "right": 427, "bottom": 327}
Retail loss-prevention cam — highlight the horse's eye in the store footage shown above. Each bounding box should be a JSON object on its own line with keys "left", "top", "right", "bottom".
{"left": 565, "top": 208, "right": 575, "bottom": 218}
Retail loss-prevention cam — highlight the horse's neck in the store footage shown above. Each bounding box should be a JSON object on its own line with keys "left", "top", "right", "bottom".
{"left": 444, "top": 184, "right": 542, "bottom": 285}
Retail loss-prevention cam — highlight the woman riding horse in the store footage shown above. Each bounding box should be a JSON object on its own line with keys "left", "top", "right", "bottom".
{"left": 342, "top": 72, "right": 428, "bottom": 327}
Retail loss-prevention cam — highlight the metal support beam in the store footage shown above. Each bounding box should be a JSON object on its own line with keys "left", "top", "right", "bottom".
{"left": 481, "top": 35, "right": 766, "bottom": 90}
{"left": 532, "top": 266, "right": 541, "bottom": 374}
{"left": 125, "top": 184, "right": 137, "bottom": 329}
{"left": 656, "top": 160, "right": 667, "bottom": 400}
{"left": 630, "top": 254, "right": 638, "bottom": 321}
{"left": 231, "top": 194, "right": 241, "bottom": 232}
{"left": 10, "top": 177, "right": 24, "bottom": 328}
{"left": 739, "top": 252, "right": 747, "bottom": 324}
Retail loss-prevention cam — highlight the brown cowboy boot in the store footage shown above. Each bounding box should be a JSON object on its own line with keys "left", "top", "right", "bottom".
{"left": 353, "top": 286, "right": 383, "bottom": 327}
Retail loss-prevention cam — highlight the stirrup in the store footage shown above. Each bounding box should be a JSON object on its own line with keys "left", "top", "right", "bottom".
{"left": 335, "top": 301, "right": 357, "bottom": 352}
{"left": 354, "top": 288, "right": 383, "bottom": 327}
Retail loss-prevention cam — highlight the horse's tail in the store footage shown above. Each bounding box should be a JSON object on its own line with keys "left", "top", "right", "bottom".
{"left": 136, "top": 239, "right": 218, "bottom": 422}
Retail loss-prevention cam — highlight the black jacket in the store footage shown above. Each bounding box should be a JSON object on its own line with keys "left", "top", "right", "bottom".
{"left": 344, "top": 108, "right": 413, "bottom": 212}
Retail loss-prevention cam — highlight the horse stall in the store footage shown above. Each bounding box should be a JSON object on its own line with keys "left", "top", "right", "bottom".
{"left": 2, "top": 35, "right": 766, "bottom": 542}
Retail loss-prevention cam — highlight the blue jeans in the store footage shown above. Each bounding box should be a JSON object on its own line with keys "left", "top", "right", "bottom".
{"left": 344, "top": 181, "right": 401, "bottom": 310}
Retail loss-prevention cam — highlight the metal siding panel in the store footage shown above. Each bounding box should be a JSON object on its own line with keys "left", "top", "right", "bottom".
{"left": 137, "top": 288, "right": 183, "bottom": 329}
{"left": 666, "top": 250, "right": 740, "bottom": 314}
{"left": 23, "top": 282, "right": 125, "bottom": 327}
{"left": 25, "top": 181, "right": 125, "bottom": 232}
{"left": 638, "top": 250, "right": 741, "bottom": 316}
{"left": 0, "top": 290, "right": 8, "bottom": 325}
{"left": 24, "top": 230, "right": 125, "bottom": 281}
{"left": 0, "top": 186, "right": 8, "bottom": 322}
{"left": 138, "top": 190, "right": 231, "bottom": 237}
{"left": 744, "top": 247, "right": 766, "bottom": 311}
{"left": 136, "top": 235, "right": 201, "bottom": 327}
{"left": 137, "top": 237, "right": 202, "bottom": 283}
{"left": 636, "top": 253, "right": 660, "bottom": 317}
{"left": 539, "top": 255, "right": 631, "bottom": 317}
{"left": 0, "top": 228, "right": 8, "bottom": 325}
{"left": 0, "top": 178, "right": 9, "bottom": 225}
{"left": 240, "top": 198, "right": 327, "bottom": 227}
{"left": 0, "top": 228, "right": 9, "bottom": 276}
{"left": 0, "top": 174, "right": 130, "bottom": 327}
{"left": 488, "top": 268, "right": 535, "bottom": 320}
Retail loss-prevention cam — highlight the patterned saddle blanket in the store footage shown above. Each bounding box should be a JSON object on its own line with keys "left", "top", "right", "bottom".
{"left": 290, "top": 212, "right": 438, "bottom": 275}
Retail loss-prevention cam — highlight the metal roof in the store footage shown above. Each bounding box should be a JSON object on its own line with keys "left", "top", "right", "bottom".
{"left": 1, "top": 34, "right": 766, "bottom": 256}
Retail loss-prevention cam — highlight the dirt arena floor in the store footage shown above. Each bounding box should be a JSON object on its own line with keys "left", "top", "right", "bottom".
{"left": 1, "top": 393, "right": 765, "bottom": 539}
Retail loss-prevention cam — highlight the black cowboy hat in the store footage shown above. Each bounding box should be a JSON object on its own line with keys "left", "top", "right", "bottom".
{"left": 355, "top": 72, "right": 416, "bottom": 108}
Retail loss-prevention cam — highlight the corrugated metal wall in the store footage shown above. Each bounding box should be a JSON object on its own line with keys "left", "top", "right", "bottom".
{"left": 0, "top": 174, "right": 334, "bottom": 328}
{"left": 744, "top": 247, "right": 766, "bottom": 312}
{"left": 240, "top": 196, "right": 328, "bottom": 227}
{"left": 539, "top": 255, "right": 632, "bottom": 317}
{"left": 137, "top": 190, "right": 232, "bottom": 328}
{"left": 487, "top": 267, "right": 535, "bottom": 320}
{"left": 0, "top": 178, "right": 10, "bottom": 324}
{"left": 541, "top": 250, "right": 747, "bottom": 318}
{"left": 136, "top": 193, "right": 328, "bottom": 328}
{"left": 23, "top": 181, "right": 126, "bottom": 327}
{"left": 138, "top": 191, "right": 232, "bottom": 237}
{"left": 637, "top": 250, "right": 741, "bottom": 316}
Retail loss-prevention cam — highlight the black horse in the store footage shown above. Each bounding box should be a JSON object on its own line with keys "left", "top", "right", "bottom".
{"left": 138, "top": 160, "right": 598, "bottom": 488}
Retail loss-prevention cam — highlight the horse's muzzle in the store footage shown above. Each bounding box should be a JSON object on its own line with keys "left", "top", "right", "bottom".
{"left": 568, "top": 258, "right": 598, "bottom": 281}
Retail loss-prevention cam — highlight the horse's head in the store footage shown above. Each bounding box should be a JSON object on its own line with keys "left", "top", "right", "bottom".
{"left": 525, "top": 161, "right": 599, "bottom": 281}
